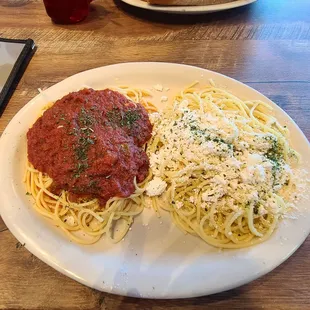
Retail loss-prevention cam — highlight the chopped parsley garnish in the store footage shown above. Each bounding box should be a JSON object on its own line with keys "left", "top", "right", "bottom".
{"left": 253, "top": 204, "right": 259, "bottom": 215}
{"left": 71, "top": 107, "right": 97, "bottom": 179}
{"left": 106, "top": 107, "right": 140, "bottom": 128}
{"left": 78, "top": 107, "right": 95, "bottom": 127}
{"left": 57, "top": 113, "right": 70, "bottom": 125}
{"left": 68, "top": 127, "right": 79, "bottom": 136}
{"left": 75, "top": 136, "right": 95, "bottom": 161}
{"left": 73, "top": 162, "right": 89, "bottom": 179}
{"left": 73, "top": 137, "right": 94, "bottom": 178}
{"left": 264, "top": 137, "right": 284, "bottom": 184}
{"left": 264, "top": 136, "right": 282, "bottom": 162}
{"left": 106, "top": 107, "right": 121, "bottom": 124}
{"left": 88, "top": 179, "right": 100, "bottom": 190}
{"left": 121, "top": 110, "right": 140, "bottom": 127}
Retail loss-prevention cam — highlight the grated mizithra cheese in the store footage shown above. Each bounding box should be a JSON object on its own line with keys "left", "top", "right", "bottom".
{"left": 145, "top": 99, "right": 308, "bottom": 216}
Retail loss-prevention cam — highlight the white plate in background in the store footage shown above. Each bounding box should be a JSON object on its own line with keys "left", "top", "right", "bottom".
{"left": 0, "top": 62, "right": 309, "bottom": 299}
{"left": 120, "top": 0, "right": 256, "bottom": 14}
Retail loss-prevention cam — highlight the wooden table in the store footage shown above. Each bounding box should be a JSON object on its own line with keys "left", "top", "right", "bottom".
{"left": 1, "top": 0, "right": 310, "bottom": 309}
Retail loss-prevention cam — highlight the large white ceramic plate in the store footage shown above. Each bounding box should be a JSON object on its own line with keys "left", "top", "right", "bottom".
{"left": 121, "top": 0, "right": 256, "bottom": 14}
{"left": 0, "top": 62, "right": 309, "bottom": 299}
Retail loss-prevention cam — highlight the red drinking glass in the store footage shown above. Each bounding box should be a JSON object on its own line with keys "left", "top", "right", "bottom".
{"left": 43, "top": 0, "right": 91, "bottom": 24}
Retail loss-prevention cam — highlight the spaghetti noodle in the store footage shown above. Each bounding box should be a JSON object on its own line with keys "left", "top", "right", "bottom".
{"left": 26, "top": 82, "right": 304, "bottom": 249}
{"left": 144, "top": 82, "right": 301, "bottom": 249}
{"left": 25, "top": 87, "right": 155, "bottom": 245}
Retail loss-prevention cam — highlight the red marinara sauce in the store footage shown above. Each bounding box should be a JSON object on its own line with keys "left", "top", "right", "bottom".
{"left": 27, "top": 88, "right": 153, "bottom": 205}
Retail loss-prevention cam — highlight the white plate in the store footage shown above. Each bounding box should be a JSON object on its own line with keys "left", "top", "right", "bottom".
{"left": 0, "top": 62, "right": 309, "bottom": 299}
{"left": 121, "top": 0, "right": 256, "bottom": 14}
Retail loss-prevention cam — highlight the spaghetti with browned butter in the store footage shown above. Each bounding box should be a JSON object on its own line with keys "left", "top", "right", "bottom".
{"left": 143, "top": 82, "right": 305, "bottom": 249}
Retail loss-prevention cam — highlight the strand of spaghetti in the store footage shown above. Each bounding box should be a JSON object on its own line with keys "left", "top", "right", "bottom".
{"left": 105, "top": 211, "right": 116, "bottom": 241}
{"left": 147, "top": 82, "right": 300, "bottom": 249}
{"left": 172, "top": 210, "right": 195, "bottom": 234}
{"left": 224, "top": 211, "right": 244, "bottom": 239}
{"left": 59, "top": 225, "right": 101, "bottom": 245}
{"left": 246, "top": 205, "right": 263, "bottom": 237}
{"left": 25, "top": 85, "right": 157, "bottom": 245}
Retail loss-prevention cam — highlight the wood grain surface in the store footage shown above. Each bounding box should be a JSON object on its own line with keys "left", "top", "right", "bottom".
{"left": 1, "top": 0, "right": 310, "bottom": 309}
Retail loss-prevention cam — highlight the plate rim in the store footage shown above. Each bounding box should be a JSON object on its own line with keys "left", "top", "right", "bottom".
{"left": 120, "top": 0, "right": 257, "bottom": 14}
{"left": 0, "top": 61, "right": 309, "bottom": 299}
